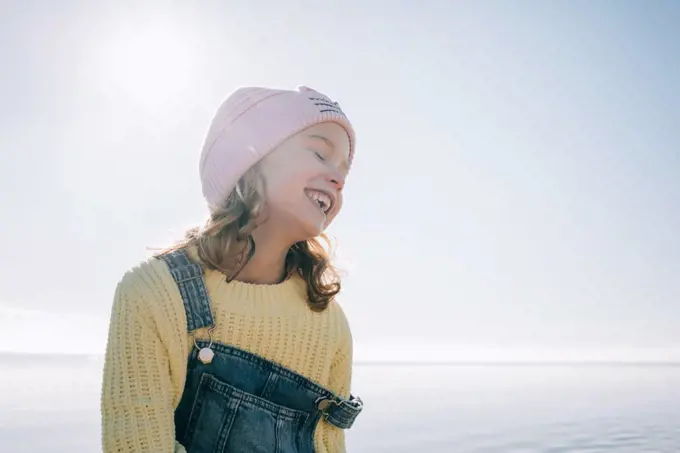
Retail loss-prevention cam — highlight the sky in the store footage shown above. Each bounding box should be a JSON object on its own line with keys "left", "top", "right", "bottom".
{"left": 0, "top": 0, "right": 678, "bottom": 361}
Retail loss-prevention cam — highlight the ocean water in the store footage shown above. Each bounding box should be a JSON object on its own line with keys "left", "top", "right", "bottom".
{"left": 0, "top": 354, "right": 679, "bottom": 452}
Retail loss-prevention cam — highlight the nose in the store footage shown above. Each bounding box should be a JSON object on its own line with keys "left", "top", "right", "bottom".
{"left": 327, "top": 169, "right": 345, "bottom": 190}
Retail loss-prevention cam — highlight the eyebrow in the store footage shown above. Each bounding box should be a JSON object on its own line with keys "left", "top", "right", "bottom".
{"left": 307, "top": 134, "right": 349, "bottom": 174}
{"left": 307, "top": 134, "right": 335, "bottom": 150}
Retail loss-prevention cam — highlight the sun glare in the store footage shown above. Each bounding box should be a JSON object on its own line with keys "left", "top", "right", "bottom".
{"left": 85, "top": 15, "right": 198, "bottom": 107}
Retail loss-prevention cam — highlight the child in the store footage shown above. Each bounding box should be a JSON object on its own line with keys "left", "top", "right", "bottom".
{"left": 101, "top": 85, "right": 363, "bottom": 453}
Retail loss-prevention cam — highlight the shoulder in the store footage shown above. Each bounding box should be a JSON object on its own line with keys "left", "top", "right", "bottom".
{"left": 116, "top": 254, "right": 173, "bottom": 300}
{"left": 327, "top": 297, "right": 351, "bottom": 329}
{"left": 326, "top": 297, "right": 353, "bottom": 350}
{"left": 112, "top": 253, "right": 184, "bottom": 326}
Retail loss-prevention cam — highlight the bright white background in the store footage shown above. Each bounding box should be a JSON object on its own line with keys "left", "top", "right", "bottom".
{"left": 1, "top": 1, "right": 678, "bottom": 362}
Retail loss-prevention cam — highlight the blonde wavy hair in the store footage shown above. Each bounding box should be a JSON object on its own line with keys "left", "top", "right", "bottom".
{"left": 158, "top": 165, "right": 341, "bottom": 312}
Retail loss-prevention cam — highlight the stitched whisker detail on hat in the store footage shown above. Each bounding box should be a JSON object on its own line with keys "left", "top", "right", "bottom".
{"left": 314, "top": 102, "right": 340, "bottom": 109}
{"left": 311, "top": 98, "right": 345, "bottom": 116}
{"left": 309, "top": 97, "right": 338, "bottom": 104}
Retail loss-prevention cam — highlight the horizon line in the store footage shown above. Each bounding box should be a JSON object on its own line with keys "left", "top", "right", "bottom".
{"left": 354, "top": 360, "right": 680, "bottom": 367}
{"left": 1, "top": 351, "right": 679, "bottom": 367}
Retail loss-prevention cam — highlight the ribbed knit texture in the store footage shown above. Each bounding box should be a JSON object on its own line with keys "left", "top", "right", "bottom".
{"left": 101, "top": 249, "right": 354, "bottom": 453}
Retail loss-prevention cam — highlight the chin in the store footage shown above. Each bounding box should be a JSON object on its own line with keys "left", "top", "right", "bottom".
{"left": 291, "top": 216, "right": 327, "bottom": 242}
{"left": 298, "top": 223, "right": 325, "bottom": 241}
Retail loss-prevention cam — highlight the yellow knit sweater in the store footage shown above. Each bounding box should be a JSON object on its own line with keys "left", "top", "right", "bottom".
{"left": 101, "top": 249, "right": 354, "bottom": 453}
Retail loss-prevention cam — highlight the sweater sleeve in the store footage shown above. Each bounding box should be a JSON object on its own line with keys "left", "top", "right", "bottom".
{"left": 321, "top": 304, "right": 355, "bottom": 453}
{"left": 101, "top": 271, "right": 187, "bottom": 453}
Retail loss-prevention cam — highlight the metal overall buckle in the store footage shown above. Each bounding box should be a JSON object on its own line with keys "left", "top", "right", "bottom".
{"left": 315, "top": 395, "right": 364, "bottom": 421}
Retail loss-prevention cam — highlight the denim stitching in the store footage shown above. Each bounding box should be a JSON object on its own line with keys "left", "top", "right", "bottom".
{"left": 159, "top": 250, "right": 215, "bottom": 331}
{"left": 193, "top": 340, "right": 362, "bottom": 429}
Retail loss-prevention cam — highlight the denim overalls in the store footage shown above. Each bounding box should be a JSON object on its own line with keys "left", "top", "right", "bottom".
{"left": 159, "top": 250, "right": 363, "bottom": 453}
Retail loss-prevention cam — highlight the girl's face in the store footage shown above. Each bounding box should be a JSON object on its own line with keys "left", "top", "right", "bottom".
{"left": 258, "top": 122, "right": 351, "bottom": 242}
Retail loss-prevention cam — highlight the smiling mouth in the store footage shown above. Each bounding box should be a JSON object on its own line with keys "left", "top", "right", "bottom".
{"left": 304, "top": 189, "right": 333, "bottom": 215}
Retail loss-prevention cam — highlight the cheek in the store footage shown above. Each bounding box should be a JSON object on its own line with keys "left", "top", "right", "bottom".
{"left": 264, "top": 162, "right": 315, "bottom": 195}
{"left": 326, "top": 193, "right": 344, "bottom": 222}
{"left": 335, "top": 193, "right": 344, "bottom": 212}
{"left": 263, "top": 172, "right": 305, "bottom": 207}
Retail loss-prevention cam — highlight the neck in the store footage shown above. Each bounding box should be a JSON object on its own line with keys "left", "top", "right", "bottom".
{"left": 233, "top": 227, "right": 292, "bottom": 285}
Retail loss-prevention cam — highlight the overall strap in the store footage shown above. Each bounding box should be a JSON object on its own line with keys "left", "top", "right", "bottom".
{"left": 159, "top": 249, "right": 215, "bottom": 332}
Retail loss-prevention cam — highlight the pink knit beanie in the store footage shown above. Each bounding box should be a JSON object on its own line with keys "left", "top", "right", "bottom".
{"left": 199, "top": 85, "right": 356, "bottom": 211}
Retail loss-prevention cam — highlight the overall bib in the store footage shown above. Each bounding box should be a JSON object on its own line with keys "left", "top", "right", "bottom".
{"left": 160, "top": 250, "right": 363, "bottom": 453}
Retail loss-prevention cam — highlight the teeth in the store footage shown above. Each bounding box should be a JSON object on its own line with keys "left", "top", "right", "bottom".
{"left": 306, "top": 190, "right": 332, "bottom": 213}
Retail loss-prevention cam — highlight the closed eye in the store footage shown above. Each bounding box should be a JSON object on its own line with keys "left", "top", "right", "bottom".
{"left": 313, "top": 151, "right": 326, "bottom": 161}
